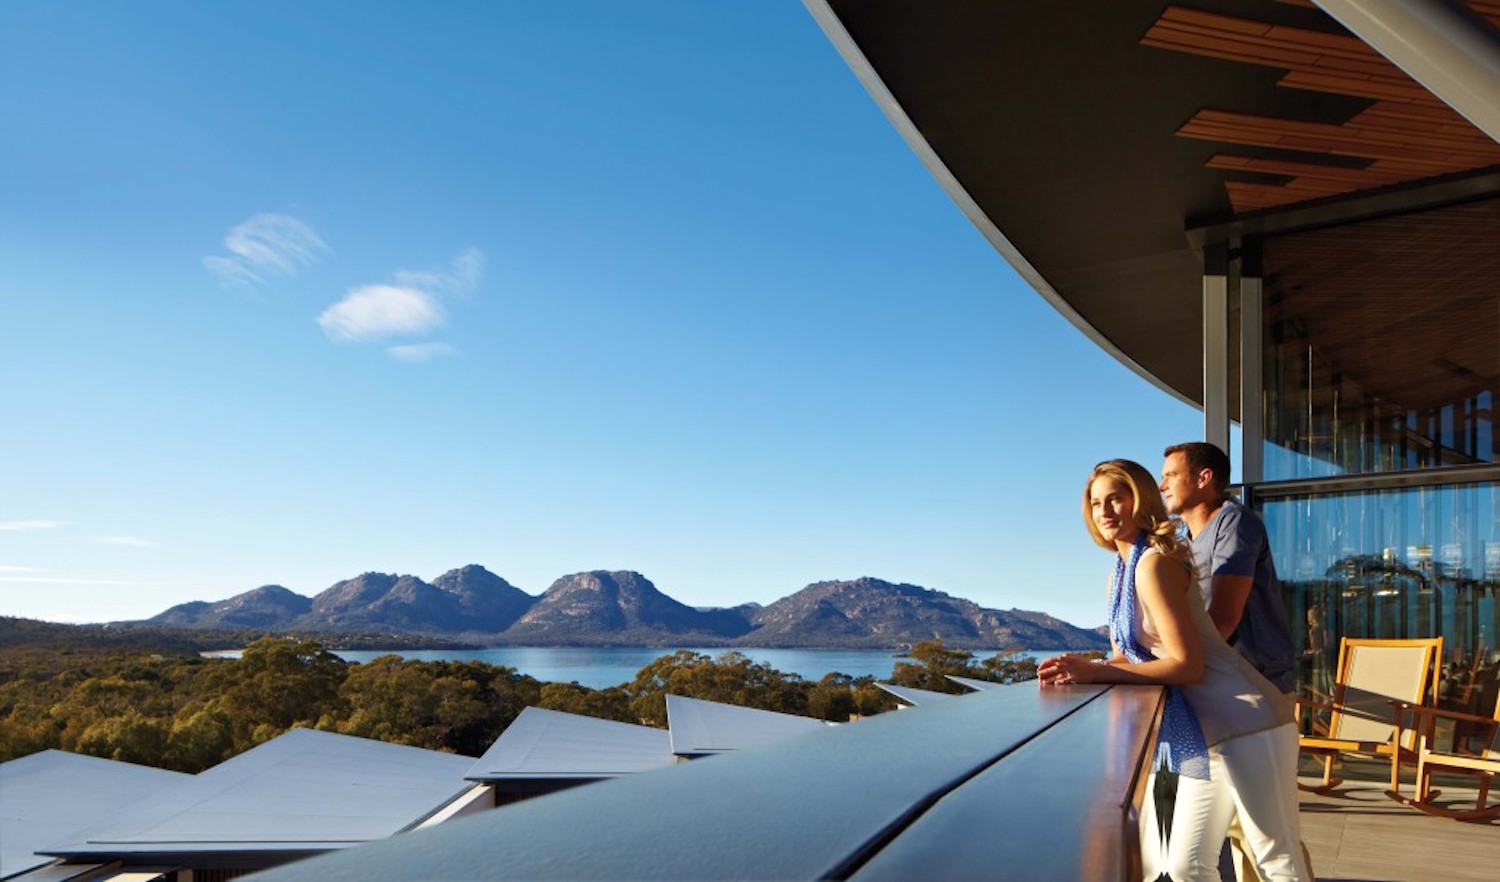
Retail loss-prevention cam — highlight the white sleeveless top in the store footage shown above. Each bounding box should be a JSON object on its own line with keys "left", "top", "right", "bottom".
{"left": 1132, "top": 550, "right": 1293, "bottom": 746}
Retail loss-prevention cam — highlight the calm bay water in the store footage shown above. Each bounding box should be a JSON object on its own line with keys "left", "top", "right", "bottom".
{"left": 331, "top": 646, "right": 1060, "bottom": 690}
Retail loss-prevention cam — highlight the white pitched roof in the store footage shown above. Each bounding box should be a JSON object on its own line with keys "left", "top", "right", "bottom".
{"left": 0, "top": 750, "right": 190, "bottom": 878}
{"left": 41, "top": 728, "right": 475, "bottom": 859}
{"left": 947, "top": 675, "right": 1000, "bottom": 692}
{"left": 465, "top": 707, "right": 673, "bottom": 781}
{"left": 665, "top": 694, "right": 828, "bottom": 757}
{"left": 877, "top": 682, "right": 961, "bottom": 706}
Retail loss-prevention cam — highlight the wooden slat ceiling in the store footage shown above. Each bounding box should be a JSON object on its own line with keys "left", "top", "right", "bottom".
{"left": 1263, "top": 196, "right": 1500, "bottom": 418}
{"left": 1143, "top": 3, "right": 1500, "bottom": 212}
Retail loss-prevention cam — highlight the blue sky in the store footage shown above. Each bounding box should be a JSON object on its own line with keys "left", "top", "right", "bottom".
{"left": 1, "top": 1, "right": 1210, "bottom": 631}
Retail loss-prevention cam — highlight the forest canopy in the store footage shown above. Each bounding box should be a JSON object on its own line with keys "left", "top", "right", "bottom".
{"left": 0, "top": 619, "right": 1036, "bottom": 772}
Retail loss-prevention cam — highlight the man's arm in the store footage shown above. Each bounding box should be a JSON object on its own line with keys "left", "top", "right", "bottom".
{"left": 1204, "top": 503, "right": 1259, "bottom": 640}
{"left": 1206, "top": 573, "right": 1253, "bottom": 639}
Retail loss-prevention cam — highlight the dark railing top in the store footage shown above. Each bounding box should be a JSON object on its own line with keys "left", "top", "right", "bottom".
{"left": 247, "top": 683, "right": 1163, "bottom": 882}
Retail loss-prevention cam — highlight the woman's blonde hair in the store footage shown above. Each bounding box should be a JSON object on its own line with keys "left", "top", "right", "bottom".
{"left": 1082, "top": 459, "right": 1193, "bottom": 567}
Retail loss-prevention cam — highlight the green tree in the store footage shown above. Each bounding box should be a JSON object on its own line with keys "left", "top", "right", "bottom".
{"left": 888, "top": 640, "right": 977, "bottom": 692}
{"left": 626, "top": 650, "right": 810, "bottom": 727}
{"left": 853, "top": 679, "right": 899, "bottom": 717}
{"left": 325, "top": 657, "right": 539, "bottom": 756}
{"left": 72, "top": 711, "right": 169, "bottom": 765}
{"left": 976, "top": 648, "right": 1040, "bottom": 684}
{"left": 51, "top": 674, "right": 175, "bottom": 753}
{"left": 197, "top": 637, "right": 348, "bottom": 748}
{"left": 537, "top": 682, "right": 635, "bottom": 723}
{"left": 164, "top": 705, "right": 236, "bottom": 771}
{"left": 0, "top": 716, "right": 52, "bottom": 759}
{"left": 806, "top": 672, "right": 860, "bottom": 722}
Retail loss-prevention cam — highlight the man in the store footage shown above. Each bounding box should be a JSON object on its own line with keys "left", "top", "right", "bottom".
{"left": 1160, "top": 441, "right": 1296, "bottom": 693}
{"left": 1161, "top": 442, "right": 1305, "bottom": 882}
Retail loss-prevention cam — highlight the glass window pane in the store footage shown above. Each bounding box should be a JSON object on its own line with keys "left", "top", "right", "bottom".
{"left": 1260, "top": 197, "right": 1499, "bottom": 479}
{"left": 1260, "top": 481, "right": 1499, "bottom": 708}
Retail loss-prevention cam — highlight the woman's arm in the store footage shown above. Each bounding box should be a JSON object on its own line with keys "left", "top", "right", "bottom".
{"left": 1038, "top": 555, "right": 1204, "bottom": 686}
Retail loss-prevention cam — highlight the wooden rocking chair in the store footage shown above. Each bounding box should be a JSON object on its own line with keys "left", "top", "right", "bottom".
{"left": 1392, "top": 690, "right": 1500, "bottom": 820}
{"left": 1295, "top": 636, "right": 1443, "bottom": 795}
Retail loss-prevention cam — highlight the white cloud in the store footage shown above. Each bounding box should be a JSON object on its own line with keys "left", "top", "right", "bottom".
{"left": 205, "top": 213, "right": 328, "bottom": 287}
{"left": 96, "top": 535, "right": 159, "bottom": 548}
{"left": 317, "top": 249, "right": 483, "bottom": 350}
{"left": 317, "top": 285, "right": 444, "bottom": 342}
{"left": 0, "top": 519, "right": 61, "bottom": 531}
{"left": 0, "top": 565, "right": 44, "bottom": 573}
{"left": 386, "top": 342, "right": 458, "bottom": 362}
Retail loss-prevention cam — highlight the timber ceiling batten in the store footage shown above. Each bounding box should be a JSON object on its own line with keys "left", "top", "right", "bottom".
{"left": 1143, "top": 3, "right": 1500, "bottom": 214}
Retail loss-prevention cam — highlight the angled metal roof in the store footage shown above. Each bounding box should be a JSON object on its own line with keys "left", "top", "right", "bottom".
{"left": 39, "top": 728, "right": 474, "bottom": 862}
{"left": 945, "top": 675, "right": 1000, "bottom": 692}
{"left": 247, "top": 684, "right": 1164, "bottom": 881}
{"left": 0, "top": 750, "right": 189, "bottom": 879}
{"left": 665, "top": 694, "right": 829, "bottom": 757}
{"left": 876, "top": 682, "right": 962, "bottom": 706}
{"left": 464, "top": 707, "right": 673, "bottom": 782}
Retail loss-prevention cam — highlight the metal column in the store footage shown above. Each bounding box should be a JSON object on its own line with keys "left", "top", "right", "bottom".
{"left": 1240, "top": 241, "right": 1264, "bottom": 484}
{"left": 1203, "top": 243, "right": 1230, "bottom": 452}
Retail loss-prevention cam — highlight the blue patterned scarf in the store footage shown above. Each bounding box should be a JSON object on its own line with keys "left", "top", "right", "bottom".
{"left": 1108, "top": 533, "right": 1211, "bottom": 780}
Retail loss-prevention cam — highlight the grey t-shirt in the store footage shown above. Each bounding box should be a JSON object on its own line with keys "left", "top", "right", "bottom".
{"left": 1189, "top": 500, "right": 1297, "bottom": 693}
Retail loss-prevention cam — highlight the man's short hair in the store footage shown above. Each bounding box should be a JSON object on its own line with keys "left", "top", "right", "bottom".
{"left": 1163, "top": 441, "right": 1231, "bottom": 496}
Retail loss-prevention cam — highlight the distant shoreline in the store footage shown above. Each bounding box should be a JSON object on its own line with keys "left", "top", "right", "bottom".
{"left": 200, "top": 645, "right": 1063, "bottom": 690}
{"left": 198, "top": 643, "right": 1048, "bottom": 658}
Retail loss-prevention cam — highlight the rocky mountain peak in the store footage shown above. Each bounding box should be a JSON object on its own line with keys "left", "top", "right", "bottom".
{"left": 138, "top": 566, "right": 1106, "bottom": 651}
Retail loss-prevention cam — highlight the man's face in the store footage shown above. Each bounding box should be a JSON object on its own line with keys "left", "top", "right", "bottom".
{"left": 1159, "top": 452, "right": 1206, "bottom": 514}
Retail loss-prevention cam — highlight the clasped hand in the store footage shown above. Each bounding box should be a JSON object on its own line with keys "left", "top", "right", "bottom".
{"left": 1036, "top": 653, "right": 1098, "bottom": 686}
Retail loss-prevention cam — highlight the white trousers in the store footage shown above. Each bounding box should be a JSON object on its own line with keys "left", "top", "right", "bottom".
{"left": 1140, "top": 723, "right": 1311, "bottom": 882}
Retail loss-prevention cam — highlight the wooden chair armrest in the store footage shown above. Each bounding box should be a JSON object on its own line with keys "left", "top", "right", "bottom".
{"left": 1295, "top": 697, "right": 1339, "bottom": 715}
{"left": 1391, "top": 700, "right": 1498, "bottom": 728}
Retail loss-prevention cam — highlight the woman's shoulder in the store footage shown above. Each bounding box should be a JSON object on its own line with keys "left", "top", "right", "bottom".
{"left": 1137, "top": 547, "right": 1192, "bottom": 588}
{"left": 1140, "top": 545, "right": 1191, "bottom": 570}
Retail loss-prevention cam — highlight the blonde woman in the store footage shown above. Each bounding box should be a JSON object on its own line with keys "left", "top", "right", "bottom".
{"left": 1038, "top": 459, "right": 1308, "bottom": 882}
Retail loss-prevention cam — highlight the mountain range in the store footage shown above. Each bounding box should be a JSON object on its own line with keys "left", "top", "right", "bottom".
{"left": 143, "top": 566, "right": 1108, "bottom": 651}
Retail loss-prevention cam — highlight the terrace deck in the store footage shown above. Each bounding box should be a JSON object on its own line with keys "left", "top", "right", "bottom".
{"left": 1298, "top": 764, "right": 1499, "bottom": 882}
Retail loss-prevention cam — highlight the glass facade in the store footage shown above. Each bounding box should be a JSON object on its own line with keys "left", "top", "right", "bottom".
{"left": 1259, "top": 479, "right": 1500, "bottom": 699}
{"left": 1260, "top": 197, "right": 1499, "bottom": 481}
{"left": 1251, "top": 196, "right": 1500, "bottom": 704}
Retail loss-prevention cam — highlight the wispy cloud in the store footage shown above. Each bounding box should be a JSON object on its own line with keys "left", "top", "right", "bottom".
{"left": 0, "top": 575, "right": 151, "bottom": 586}
{"left": 0, "top": 519, "right": 61, "bottom": 531}
{"left": 205, "top": 213, "right": 329, "bottom": 287}
{"left": 202, "top": 255, "right": 265, "bottom": 287}
{"left": 0, "top": 565, "right": 44, "bottom": 573}
{"left": 96, "top": 535, "right": 159, "bottom": 548}
{"left": 318, "top": 248, "right": 483, "bottom": 358}
{"left": 393, "top": 247, "right": 485, "bottom": 298}
{"left": 386, "top": 342, "right": 458, "bottom": 362}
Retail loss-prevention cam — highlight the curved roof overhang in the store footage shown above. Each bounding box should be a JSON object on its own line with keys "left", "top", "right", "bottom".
{"left": 806, "top": 0, "right": 1500, "bottom": 414}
